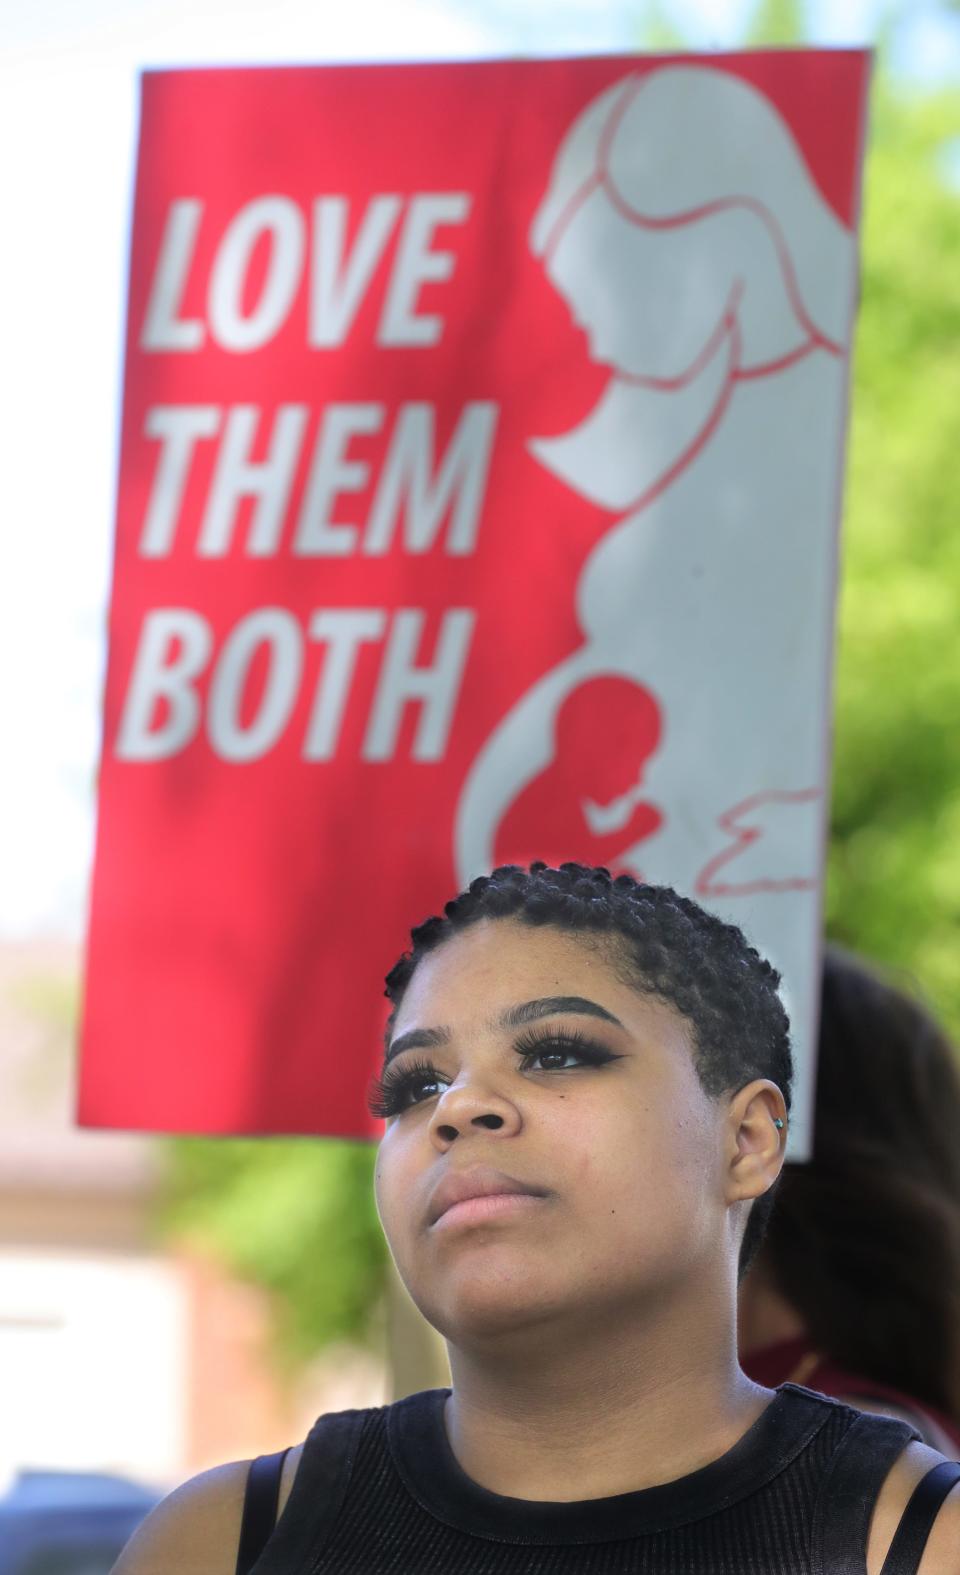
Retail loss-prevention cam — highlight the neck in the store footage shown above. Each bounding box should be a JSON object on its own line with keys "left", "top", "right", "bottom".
{"left": 736, "top": 1261, "right": 808, "bottom": 1357}
{"left": 442, "top": 1277, "right": 773, "bottom": 1502}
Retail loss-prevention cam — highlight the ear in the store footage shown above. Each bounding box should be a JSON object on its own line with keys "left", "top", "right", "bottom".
{"left": 725, "top": 1080, "right": 787, "bottom": 1205}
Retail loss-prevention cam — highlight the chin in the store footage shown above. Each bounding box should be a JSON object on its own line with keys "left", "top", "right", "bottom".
{"left": 428, "top": 1264, "right": 569, "bottom": 1344}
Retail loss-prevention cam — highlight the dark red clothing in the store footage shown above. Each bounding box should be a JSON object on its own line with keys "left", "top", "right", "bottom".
{"left": 740, "top": 1335, "right": 960, "bottom": 1456}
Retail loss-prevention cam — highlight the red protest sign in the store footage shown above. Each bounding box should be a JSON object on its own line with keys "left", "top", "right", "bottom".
{"left": 79, "top": 53, "right": 869, "bottom": 1148}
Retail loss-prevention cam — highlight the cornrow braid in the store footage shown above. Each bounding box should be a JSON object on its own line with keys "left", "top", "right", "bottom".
{"left": 384, "top": 862, "right": 794, "bottom": 1284}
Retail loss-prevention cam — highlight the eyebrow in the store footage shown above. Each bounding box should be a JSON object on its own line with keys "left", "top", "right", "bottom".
{"left": 498, "top": 995, "right": 624, "bottom": 1031}
{"left": 383, "top": 995, "right": 623, "bottom": 1067}
{"left": 383, "top": 1025, "right": 450, "bottom": 1068}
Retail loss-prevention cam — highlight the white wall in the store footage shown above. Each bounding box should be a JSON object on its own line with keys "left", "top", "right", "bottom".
{"left": 0, "top": 1247, "right": 188, "bottom": 1488}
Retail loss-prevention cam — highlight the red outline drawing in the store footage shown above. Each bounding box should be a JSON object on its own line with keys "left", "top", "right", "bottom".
{"left": 695, "top": 787, "right": 822, "bottom": 897}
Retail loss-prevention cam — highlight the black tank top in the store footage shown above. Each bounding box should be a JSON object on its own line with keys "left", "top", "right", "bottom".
{"left": 240, "top": 1382, "right": 960, "bottom": 1574}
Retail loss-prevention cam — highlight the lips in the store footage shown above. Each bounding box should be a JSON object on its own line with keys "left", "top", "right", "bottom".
{"left": 426, "top": 1164, "right": 548, "bottom": 1227}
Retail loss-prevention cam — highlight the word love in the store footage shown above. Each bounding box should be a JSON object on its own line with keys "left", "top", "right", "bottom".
{"left": 116, "top": 606, "right": 474, "bottom": 764}
{"left": 142, "top": 193, "right": 470, "bottom": 353}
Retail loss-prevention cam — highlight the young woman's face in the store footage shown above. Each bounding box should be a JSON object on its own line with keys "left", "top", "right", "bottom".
{"left": 374, "top": 918, "right": 770, "bottom": 1349}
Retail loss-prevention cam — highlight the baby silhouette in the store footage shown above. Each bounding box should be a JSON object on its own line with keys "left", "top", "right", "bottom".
{"left": 494, "top": 676, "right": 663, "bottom": 873}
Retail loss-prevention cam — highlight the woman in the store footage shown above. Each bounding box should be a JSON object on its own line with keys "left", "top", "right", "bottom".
{"left": 738, "top": 944, "right": 960, "bottom": 1456}
{"left": 115, "top": 864, "right": 960, "bottom": 1574}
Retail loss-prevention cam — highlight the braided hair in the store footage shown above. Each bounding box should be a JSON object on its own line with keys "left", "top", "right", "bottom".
{"left": 384, "top": 861, "right": 793, "bottom": 1284}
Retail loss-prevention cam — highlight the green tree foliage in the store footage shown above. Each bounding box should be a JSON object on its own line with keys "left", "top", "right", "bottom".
{"left": 157, "top": 18, "right": 960, "bottom": 1370}
{"left": 827, "top": 77, "right": 960, "bottom": 1031}
{"left": 159, "top": 1136, "right": 386, "bottom": 1371}
{"left": 744, "top": 0, "right": 805, "bottom": 44}
{"left": 636, "top": 0, "right": 690, "bottom": 49}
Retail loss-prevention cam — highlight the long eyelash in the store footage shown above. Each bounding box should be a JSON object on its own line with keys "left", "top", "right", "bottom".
{"left": 514, "top": 1024, "right": 593, "bottom": 1058}
{"left": 367, "top": 1029, "right": 621, "bottom": 1121}
{"left": 367, "top": 1056, "right": 443, "bottom": 1120}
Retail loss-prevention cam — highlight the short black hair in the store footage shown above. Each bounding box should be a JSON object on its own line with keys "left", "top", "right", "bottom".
{"left": 384, "top": 861, "right": 793, "bottom": 1284}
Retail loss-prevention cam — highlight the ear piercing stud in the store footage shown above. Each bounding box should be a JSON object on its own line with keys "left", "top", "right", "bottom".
{"left": 773, "top": 1118, "right": 784, "bottom": 1129}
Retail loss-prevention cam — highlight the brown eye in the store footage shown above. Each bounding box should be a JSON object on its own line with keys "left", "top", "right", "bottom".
{"left": 367, "top": 1032, "right": 624, "bottom": 1122}
{"left": 514, "top": 1027, "right": 624, "bottom": 1075}
{"left": 367, "top": 1057, "right": 448, "bottom": 1119}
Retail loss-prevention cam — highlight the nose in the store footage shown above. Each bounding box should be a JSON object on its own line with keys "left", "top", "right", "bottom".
{"left": 427, "top": 1077, "right": 522, "bottom": 1145}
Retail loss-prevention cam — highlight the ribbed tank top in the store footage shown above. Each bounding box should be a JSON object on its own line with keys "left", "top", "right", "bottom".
{"left": 246, "top": 1382, "right": 935, "bottom": 1574}
{"left": 741, "top": 1335, "right": 960, "bottom": 1456}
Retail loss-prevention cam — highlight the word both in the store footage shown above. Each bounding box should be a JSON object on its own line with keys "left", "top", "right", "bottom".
{"left": 116, "top": 606, "right": 475, "bottom": 764}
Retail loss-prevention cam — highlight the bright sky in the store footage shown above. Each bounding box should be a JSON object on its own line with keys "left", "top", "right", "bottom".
{"left": 1, "top": 0, "right": 956, "bottom": 939}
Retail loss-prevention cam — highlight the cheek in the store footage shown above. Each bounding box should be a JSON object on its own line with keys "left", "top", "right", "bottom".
{"left": 373, "top": 1138, "right": 408, "bottom": 1247}
{"left": 558, "top": 1088, "right": 705, "bottom": 1225}
{"left": 663, "top": 1105, "right": 724, "bottom": 1242}
{"left": 541, "top": 1088, "right": 656, "bottom": 1199}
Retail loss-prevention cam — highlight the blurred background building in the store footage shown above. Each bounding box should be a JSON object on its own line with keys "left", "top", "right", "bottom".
{"left": 0, "top": 938, "right": 385, "bottom": 1499}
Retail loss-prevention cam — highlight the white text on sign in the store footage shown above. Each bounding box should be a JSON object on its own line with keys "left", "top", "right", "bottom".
{"left": 141, "top": 194, "right": 472, "bottom": 352}
{"left": 139, "top": 402, "right": 498, "bottom": 558}
{"left": 115, "top": 607, "right": 475, "bottom": 764}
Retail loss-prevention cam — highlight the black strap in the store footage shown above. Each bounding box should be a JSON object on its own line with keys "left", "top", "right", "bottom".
{"left": 879, "top": 1460, "right": 960, "bottom": 1575}
{"left": 235, "top": 1448, "right": 290, "bottom": 1575}
{"left": 237, "top": 1408, "right": 367, "bottom": 1574}
{"left": 814, "top": 1411, "right": 924, "bottom": 1575}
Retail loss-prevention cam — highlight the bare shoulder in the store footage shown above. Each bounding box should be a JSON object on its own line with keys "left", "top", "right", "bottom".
{"left": 111, "top": 1442, "right": 305, "bottom": 1575}
{"left": 866, "top": 1440, "right": 960, "bottom": 1575}
{"left": 110, "top": 1458, "right": 252, "bottom": 1575}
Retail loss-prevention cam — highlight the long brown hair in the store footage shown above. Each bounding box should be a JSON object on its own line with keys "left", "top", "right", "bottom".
{"left": 759, "top": 945, "right": 960, "bottom": 1423}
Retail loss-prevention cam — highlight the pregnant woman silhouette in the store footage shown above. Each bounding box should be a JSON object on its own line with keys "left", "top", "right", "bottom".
{"left": 456, "top": 65, "right": 856, "bottom": 1085}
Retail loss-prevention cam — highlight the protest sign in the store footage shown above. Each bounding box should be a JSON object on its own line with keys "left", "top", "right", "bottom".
{"left": 79, "top": 52, "right": 870, "bottom": 1155}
